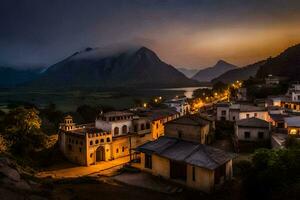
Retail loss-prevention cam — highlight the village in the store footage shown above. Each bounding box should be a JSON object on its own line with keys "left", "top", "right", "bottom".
{"left": 43, "top": 74, "right": 300, "bottom": 195}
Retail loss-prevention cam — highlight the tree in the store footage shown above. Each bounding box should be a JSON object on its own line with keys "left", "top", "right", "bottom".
{"left": 3, "top": 107, "right": 45, "bottom": 155}
{"left": 4, "top": 107, "right": 41, "bottom": 136}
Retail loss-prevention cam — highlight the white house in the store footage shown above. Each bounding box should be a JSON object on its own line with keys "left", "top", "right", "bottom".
{"left": 95, "top": 111, "right": 134, "bottom": 137}
{"left": 287, "top": 82, "right": 300, "bottom": 102}
{"left": 235, "top": 117, "right": 271, "bottom": 141}
{"left": 217, "top": 103, "right": 269, "bottom": 121}
{"left": 164, "top": 96, "right": 190, "bottom": 116}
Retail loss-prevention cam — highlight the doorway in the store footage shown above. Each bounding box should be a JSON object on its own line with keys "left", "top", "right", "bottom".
{"left": 170, "top": 160, "right": 187, "bottom": 181}
{"left": 96, "top": 146, "right": 105, "bottom": 162}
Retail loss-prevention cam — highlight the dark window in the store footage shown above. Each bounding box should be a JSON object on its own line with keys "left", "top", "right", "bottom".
{"left": 146, "top": 122, "right": 150, "bottom": 129}
{"left": 258, "top": 132, "right": 264, "bottom": 139}
{"left": 114, "top": 127, "right": 119, "bottom": 135}
{"left": 254, "top": 113, "right": 258, "bottom": 117}
{"left": 79, "top": 147, "right": 82, "bottom": 152}
{"left": 122, "top": 125, "right": 127, "bottom": 134}
{"left": 246, "top": 114, "right": 250, "bottom": 118}
{"left": 100, "top": 139, "right": 104, "bottom": 143}
{"left": 192, "top": 167, "right": 196, "bottom": 181}
{"left": 232, "top": 116, "right": 235, "bottom": 120}
{"left": 68, "top": 144, "right": 72, "bottom": 151}
{"left": 221, "top": 110, "right": 226, "bottom": 115}
{"left": 90, "top": 141, "right": 93, "bottom": 145}
{"left": 122, "top": 147, "right": 125, "bottom": 152}
{"left": 244, "top": 132, "right": 250, "bottom": 139}
{"left": 80, "top": 141, "right": 83, "bottom": 145}
{"left": 116, "top": 148, "right": 119, "bottom": 153}
{"left": 75, "top": 140, "right": 78, "bottom": 145}
{"left": 134, "top": 125, "right": 138, "bottom": 132}
{"left": 106, "top": 138, "right": 111, "bottom": 142}
{"left": 145, "top": 154, "right": 152, "bottom": 169}
{"left": 95, "top": 140, "right": 99, "bottom": 144}
{"left": 141, "top": 124, "right": 145, "bottom": 130}
{"left": 156, "top": 123, "right": 159, "bottom": 129}
{"left": 178, "top": 130, "right": 183, "bottom": 139}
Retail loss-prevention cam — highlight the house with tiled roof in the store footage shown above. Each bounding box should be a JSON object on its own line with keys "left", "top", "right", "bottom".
{"left": 135, "top": 136, "right": 235, "bottom": 193}
{"left": 234, "top": 117, "right": 271, "bottom": 141}
{"left": 164, "top": 114, "right": 215, "bottom": 144}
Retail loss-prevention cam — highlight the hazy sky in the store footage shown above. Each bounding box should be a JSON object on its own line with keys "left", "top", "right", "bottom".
{"left": 1, "top": 0, "right": 300, "bottom": 69}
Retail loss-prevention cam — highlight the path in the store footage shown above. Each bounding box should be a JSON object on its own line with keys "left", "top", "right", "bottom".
{"left": 37, "top": 156, "right": 130, "bottom": 179}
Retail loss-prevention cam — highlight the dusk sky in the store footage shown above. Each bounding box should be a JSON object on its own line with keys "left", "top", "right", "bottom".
{"left": 1, "top": 0, "right": 300, "bottom": 69}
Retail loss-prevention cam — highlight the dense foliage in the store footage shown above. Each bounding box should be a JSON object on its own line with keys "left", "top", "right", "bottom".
{"left": 240, "top": 147, "right": 300, "bottom": 199}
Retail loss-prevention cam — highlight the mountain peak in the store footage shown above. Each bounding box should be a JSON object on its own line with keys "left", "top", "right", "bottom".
{"left": 192, "top": 60, "right": 237, "bottom": 82}
{"left": 215, "top": 60, "right": 232, "bottom": 66}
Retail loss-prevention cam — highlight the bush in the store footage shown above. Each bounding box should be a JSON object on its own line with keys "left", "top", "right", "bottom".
{"left": 0, "top": 135, "right": 8, "bottom": 153}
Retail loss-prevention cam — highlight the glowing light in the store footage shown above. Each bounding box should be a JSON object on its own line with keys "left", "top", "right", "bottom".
{"left": 290, "top": 129, "right": 297, "bottom": 135}
{"left": 143, "top": 103, "right": 147, "bottom": 108}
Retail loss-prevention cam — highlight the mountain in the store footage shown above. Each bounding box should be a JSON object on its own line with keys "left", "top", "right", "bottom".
{"left": 192, "top": 60, "right": 237, "bottom": 82}
{"left": 26, "top": 47, "right": 198, "bottom": 89}
{"left": 177, "top": 68, "right": 198, "bottom": 78}
{"left": 256, "top": 44, "right": 300, "bottom": 80}
{"left": 212, "top": 60, "right": 266, "bottom": 84}
{"left": 0, "top": 67, "right": 43, "bottom": 87}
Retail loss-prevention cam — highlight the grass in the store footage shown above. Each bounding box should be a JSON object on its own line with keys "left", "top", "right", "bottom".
{"left": 0, "top": 88, "right": 185, "bottom": 112}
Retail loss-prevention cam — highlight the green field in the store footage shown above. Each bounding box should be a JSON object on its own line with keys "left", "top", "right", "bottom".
{"left": 0, "top": 88, "right": 186, "bottom": 112}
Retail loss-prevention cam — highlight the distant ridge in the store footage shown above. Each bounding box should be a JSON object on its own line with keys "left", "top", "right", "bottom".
{"left": 212, "top": 60, "right": 266, "bottom": 84}
{"left": 256, "top": 44, "right": 300, "bottom": 80}
{"left": 192, "top": 60, "right": 237, "bottom": 82}
{"left": 25, "top": 46, "right": 199, "bottom": 89}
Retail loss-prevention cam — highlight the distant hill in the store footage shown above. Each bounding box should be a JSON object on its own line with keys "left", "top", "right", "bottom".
{"left": 26, "top": 47, "right": 198, "bottom": 89}
{"left": 256, "top": 44, "right": 300, "bottom": 80}
{"left": 177, "top": 68, "right": 198, "bottom": 78}
{"left": 192, "top": 60, "right": 237, "bottom": 82}
{"left": 0, "top": 67, "right": 43, "bottom": 87}
{"left": 212, "top": 60, "right": 266, "bottom": 84}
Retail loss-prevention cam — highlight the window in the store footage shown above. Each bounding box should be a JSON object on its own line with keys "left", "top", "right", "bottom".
{"left": 246, "top": 114, "right": 250, "bottom": 118}
{"left": 122, "top": 125, "right": 127, "bottom": 134}
{"left": 122, "top": 147, "right": 125, "bottom": 152}
{"left": 244, "top": 132, "right": 250, "bottom": 139}
{"left": 254, "top": 113, "right": 258, "bottom": 117}
{"left": 145, "top": 154, "right": 152, "bottom": 169}
{"left": 95, "top": 140, "right": 99, "bottom": 144}
{"left": 258, "top": 132, "right": 264, "bottom": 139}
{"left": 156, "top": 123, "right": 158, "bottom": 129}
{"left": 90, "top": 140, "right": 93, "bottom": 145}
{"left": 80, "top": 141, "right": 83, "bottom": 145}
{"left": 79, "top": 147, "right": 82, "bottom": 152}
{"left": 100, "top": 139, "right": 104, "bottom": 143}
{"left": 134, "top": 125, "right": 138, "bottom": 132}
{"left": 68, "top": 144, "right": 72, "bottom": 151}
{"left": 221, "top": 110, "right": 226, "bottom": 116}
{"left": 106, "top": 138, "right": 111, "bottom": 142}
{"left": 146, "top": 122, "right": 150, "bottom": 129}
{"left": 75, "top": 140, "right": 78, "bottom": 145}
{"left": 114, "top": 127, "right": 119, "bottom": 135}
{"left": 232, "top": 116, "right": 235, "bottom": 120}
{"left": 192, "top": 167, "right": 196, "bottom": 181}
{"left": 116, "top": 148, "right": 119, "bottom": 153}
{"left": 141, "top": 124, "right": 145, "bottom": 130}
{"left": 178, "top": 130, "right": 183, "bottom": 139}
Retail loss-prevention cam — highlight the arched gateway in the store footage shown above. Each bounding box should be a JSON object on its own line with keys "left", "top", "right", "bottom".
{"left": 96, "top": 146, "right": 105, "bottom": 162}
